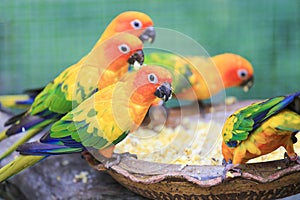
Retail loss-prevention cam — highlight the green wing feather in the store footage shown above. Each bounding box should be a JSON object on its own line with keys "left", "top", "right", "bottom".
{"left": 223, "top": 95, "right": 296, "bottom": 147}
{"left": 30, "top": 66, "right": 99, "bottom": 116}
{"left": 145, "top": 52, "right": 193, "bottom": 94}
{"left": 47, "top": 93, "right": 129, "bottom": 151}
{"left": 30, "top": 81, "right": 72, "bottom": 115}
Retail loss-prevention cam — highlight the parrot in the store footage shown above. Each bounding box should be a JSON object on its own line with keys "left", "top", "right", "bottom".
{"left": 145, "top": 52, "right": 254, "bottom": 103}
{"left": 0, "top": 32, "right": 145, "bottom": 160}
{"left": 0, "top": 10, "right": 155, "bottom": 110}
{"left": 0, "top": 10, "right": 156, "bottom": 159}
{"left": 221, "top": 91, "right": 300, "bottom": 178}
{"left": 0, "top": 65, "right": 173, "bottom": 182}
{"left": 143, "top": 52, "right": 254, "bottom": 127}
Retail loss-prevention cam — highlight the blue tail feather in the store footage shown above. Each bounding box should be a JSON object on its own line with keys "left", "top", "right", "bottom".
{"left": 40, "top": 132, "right": 85, "bottom": 149}
{"left": 253, "top": 91, "right": 300, "bottom": 130}
{"left": 17, "top": 141, "right": 83, "bottom": 156}
{"left": 15, "top": 98, "right": 35, "bottom": 105}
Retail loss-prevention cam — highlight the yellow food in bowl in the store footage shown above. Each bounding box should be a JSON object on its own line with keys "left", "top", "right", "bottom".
{"left": 115, "top": 117, "right": 300, "bottom": 165}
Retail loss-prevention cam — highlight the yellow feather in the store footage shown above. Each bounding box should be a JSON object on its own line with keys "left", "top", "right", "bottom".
{"left": 244, "top": 140, "right": 261, "bottom": 155}
{"left": 252, "top": 131, "right": 267, "bottom": 144}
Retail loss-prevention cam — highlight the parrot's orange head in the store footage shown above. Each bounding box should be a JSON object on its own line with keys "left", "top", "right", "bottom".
{"left": 101, "top": 32, "right": 144, "bottom": 71}
{"left": 101, "top": 11, "right": 155, "bottom": 43}
{"left": 212, "top": 53, "right": 254, "bottom": 92}
{"left": 130, "top": 66, "right": 173, "bottom": 104}
{"left": 85, "top": 32, "right": 144, "bottom": 90}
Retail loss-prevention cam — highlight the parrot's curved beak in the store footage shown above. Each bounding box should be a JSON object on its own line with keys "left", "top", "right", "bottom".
{"left": 139, "top": 26, "right": 156, "bottom": 43}
{"left": 154, "top": 82, "right": 172, "bottom": 102}
{"left": 240, "top": 76, "right": 254, "bottom": 92}
{"left": 128, "top": 49, "right": 144, "bottom": 69}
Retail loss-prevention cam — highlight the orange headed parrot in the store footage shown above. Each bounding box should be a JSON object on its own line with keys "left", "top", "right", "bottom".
{"left": 0, "top": 33, "right": 144, "bottom": 160}
{"left": 0, "top": 10, "right": 155, "bottom": 161}
{"left": 0, "top": 65, "right": 172, "bottom": 182}
{"left": 222, "top": 91, "right": 300, "bottom": 177}
{"left": 0, "top": 11, "right": 155, "bottom": 108}
{"left": 145, "top": 52, "right": 254, "bottom": 103}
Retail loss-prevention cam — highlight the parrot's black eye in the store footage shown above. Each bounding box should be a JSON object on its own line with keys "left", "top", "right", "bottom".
{"left": 131, "top": 19, "right": 142, "bottom": 30}
{"left": 237, "top": 69, "right": 248, "bottom": 80}
{"left": 148, "top": 73, "right": 158, "bottom": 84}
{"left": 118, "top": 44, "right": 130, "bottom": 54}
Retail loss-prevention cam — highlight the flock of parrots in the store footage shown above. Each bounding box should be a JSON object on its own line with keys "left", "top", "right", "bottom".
{"left": 0, "top": 11, "right": 299, "bottom": 182}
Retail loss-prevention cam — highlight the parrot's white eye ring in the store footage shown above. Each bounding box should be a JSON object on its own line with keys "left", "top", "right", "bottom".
{"left": 118, "top": 44, "right": 130, "bottom": 54}
{"left": 131, "top": 19, "right": 143, "bottom": 30}
{"left": 148, "top": 73, "right": 158, "bottom": 84}
{"left": 237, "top": 69, "right": 248, "bottom": 80}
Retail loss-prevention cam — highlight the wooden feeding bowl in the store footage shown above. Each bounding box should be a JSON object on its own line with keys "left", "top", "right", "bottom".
{"left": 83, "top": 101, "right": 300, "bottom": 199}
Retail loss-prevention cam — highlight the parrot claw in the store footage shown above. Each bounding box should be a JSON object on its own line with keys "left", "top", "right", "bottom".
{"left": 103, "top": 155, "right": 121, "bottom": 169}
{"left": 82, "top": 151, "right": 137, "bottom": 169}
{"left": 103, "top": 152, "right": 138, "bottom": 169}
{"left": 284, "top": 152, "right": 300, "bottom": 165}
{"left": 221, "top": 159, "right": 241, "bottom": 182}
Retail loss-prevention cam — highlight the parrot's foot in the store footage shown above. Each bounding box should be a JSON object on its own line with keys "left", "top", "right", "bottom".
{"left": 284, "top": 152, "right": 300, "bottom": 165}
{"left": 221, "top": 159, "right": 241, "bottom": 181}
{"left": 103, "top": 154, "right": 121, "bottom": 168}
{"left": 81, "top": 151, "right": 137, "bottom": 169}
{"left": 103, "top": 152, "right": 138, "bottom": 168}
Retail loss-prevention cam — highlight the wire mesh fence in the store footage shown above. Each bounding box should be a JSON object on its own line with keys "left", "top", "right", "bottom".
{"left": 0, "top": 0, "right": 299, "bottom": 100}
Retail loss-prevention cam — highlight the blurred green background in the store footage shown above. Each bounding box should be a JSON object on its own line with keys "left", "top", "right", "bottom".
{"left": 0, "top": 0, "right": 300, "bottom": 100}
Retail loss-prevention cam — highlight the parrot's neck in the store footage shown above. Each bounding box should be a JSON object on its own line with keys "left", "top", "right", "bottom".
{"left": 116, "top": 82, "right": 156, "bottom": 130}
{"left": 97, "top": 65, "right": 127, "bottom": 90}
{"left": 212, "top": 59, "right": 235, "bottom": 88}
{"left": 129, "top": 99, "right": 152, "bottom": 130}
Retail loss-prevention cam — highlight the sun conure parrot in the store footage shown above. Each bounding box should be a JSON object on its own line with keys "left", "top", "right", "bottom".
{"left": 0, "top": 10, "right": 155, "bottom": 160}
{"left": 0, "top": 65, "right": 173, "bottom": 182}
{"left": 0, "top": 10, "right": 155, "bottom": 110}
{"left": 0, "top": 32, "right": 145, "bottom": 160}
{"left": 146, "top": 52, "right": 254, "bottom": 101}
{"left": 142, "top": 52, "right": 254, "bottom": 128}
{"left": 221, "top": 91, "right": 300, "bottom": 177}
{"left": 144, "top": 52, "right": 254, "bottom": 108}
